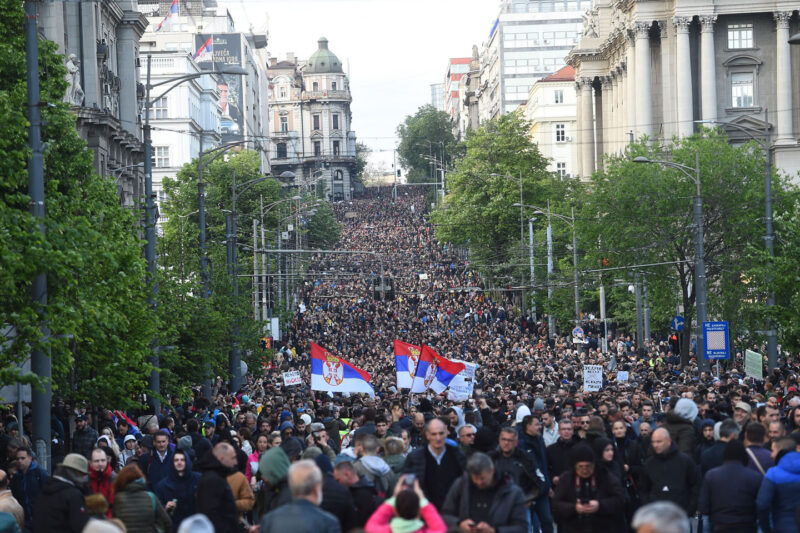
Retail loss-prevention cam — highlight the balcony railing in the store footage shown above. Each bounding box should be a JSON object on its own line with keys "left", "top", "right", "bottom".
{"left": 301, "top": 90, "right": 352, "bottom": 101}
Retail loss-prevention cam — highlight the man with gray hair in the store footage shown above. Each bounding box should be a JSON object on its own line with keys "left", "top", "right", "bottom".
{"left": 259, "top": 459, "right": 341, "bottom": 533}
{"left": 632, "top": 501, "right": 690, "bottom": 533}
{"left": 441, "top": 452, "right": 527, "bottom": 533}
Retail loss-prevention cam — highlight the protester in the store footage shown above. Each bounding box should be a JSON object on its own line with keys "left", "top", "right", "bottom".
{"left": 0, "top": 470, "right": 23, "bottom": 532}
{"left": 195, "top": 443, "right": 239, "bottom": 533}
{"left": 364, "top": 476, "right": 447, "bottom": 533}
{"left": 32, "top": 454, "right": 90, "bottom": 533}
{"left": 403, "top": 419, "right": 465, "bottom": 510}
{"left": 698, "top": 440, "right": 761, "bottom": 533}
{"left": 88, "top": 447, "right": 116, "bottom": 518}
{"left": 639, "top": 428, "right": 699, "bottom": 516}
{"left": 9, "top": 447, "right": 47, "bottom": 532}
{"left": 111, "top": 463, "right": 172, "bottom": 533}
{"left": 154, "top": 449, "right": 200, "bottom": 530}
{"left": 756, "top": 435, "right": 800, "bottom": 533}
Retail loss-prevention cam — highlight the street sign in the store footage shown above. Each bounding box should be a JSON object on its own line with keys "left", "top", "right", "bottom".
{"left": 703, "top": 321, "right": 730, "bottom": 360}
{"left": 671, "top": 316, "right": 685, "bottom": 331}
{"left": 572, "top": 326, "right": 584, "bottom": 338}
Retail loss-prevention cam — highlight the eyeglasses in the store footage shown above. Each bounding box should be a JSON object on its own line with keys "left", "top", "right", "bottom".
{"left": 580, "top": 421, "right": 590, "bottom": 425}
{"left": 462, "top": 433, "right": 475, "bottom": 438}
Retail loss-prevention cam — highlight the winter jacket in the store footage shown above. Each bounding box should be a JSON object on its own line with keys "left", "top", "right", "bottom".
{"left": 640, "top": 444, "right": 700, "bottom": 515}
{"left": 546, "top": 438, "right": 577, "bottom": 483}
{"left": 319, "top": 472, "right": 358, "bottom": 532}
{"left": 9, "top": 461, "right": 48, "bottom": 531}
{"left": 550, "top": 468, "right": 626, "bottom": 533}
{"left": 698, "top": 461, "right": 762, "bottom": 531}
{"left": 154, "top": 451, "right": 201, "bottom": 529}
{"left": 756, "top": 451, "right": 800, "bottom": 533}
{"left": 518, "top": 431, "right": 550, "bottom": 493}
{"left": 700, "top": 441, "right": 727, "bottom": 477}
{"left": 32, "top": 476, "right": 89, "bottom": 533}
{"left": 0, "top": 490, "right": 23, "bottom": 531}
{"left": 259, "top": 498, "right": 341, "bottom": 533}
{"left": 138, "top": 448, "right": 174, "bottom": 490}
{"left": 195, "top": 450, "right": 238, "bottom": 533}
{"left": 403, "top": 444, "right": 465, "bottom": 510}
{"left": 354, "top": 456, "right": 397, "bottom": 498}
{"left": 72, "top": 426, "right": 99, "bottom": 458}
{"left": 384, "top": 454, "right": 405, "bottom": 475}
{"left": 365, "top": 498, "right": 447, "bottom": 533}
{"left": 661, "top": 412, "right": 697, "bottom": 456}
{"left": 226, "top": 471, "right": 255, "bottom": 520}
{"left": 488, "top": 446, "right": 543, "bottom": 498}
{"left": 245, "top": 450, "right": 261, "bottom": 482}
{"left": 112, "top": 478, "right": 172, "bottom": 533}
{"left": 0, "top": 512, "right": 20, "bottom": 533}
{"left": 441, "top": 471, "right": 528, "bottom": 533}
{"left": 745, "top": 445, "right": 773, "bottom": 475}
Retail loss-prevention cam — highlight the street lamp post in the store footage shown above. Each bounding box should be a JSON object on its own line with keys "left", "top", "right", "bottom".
{"left": 143, "top": 55, "right": 244, "bottom": 407}
{"left": 634, "top": 152, "right": 707, "bottom": 372}
{"left": 492, "top": 173, "right": 527, "bottom": 311}
{"left": 695, "top": 112, "right": 777, "bottom": 371}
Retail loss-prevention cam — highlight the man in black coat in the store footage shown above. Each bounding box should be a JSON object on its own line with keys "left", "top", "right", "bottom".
{"left": 315, "top": 454, "right": 357, "bottom": 531}
{"left": 699, "top": 419, "right": 739, "bottom": 476}
{"left": 32, "top": 454, "right": 90, "bottom": 533}
{"left": 441, "top": 452, "right": 527, "bottom": 533}
{"left": 640, "top": 428, "right": 700, "bottom": 516}
{"left": 546, "top": 418, "right": 578, "bottom": 485}
{"left": 195, "top": 443, "right": 239, "bottom": 533}
{"left": 698, "top": 440, "right": 762, "bottom": 531}
{"left": 402, "top": 418, "right": 466, "bottom": 509}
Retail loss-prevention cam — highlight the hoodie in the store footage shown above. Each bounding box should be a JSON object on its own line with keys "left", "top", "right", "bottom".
{"left": 195, "top": 450, "right": 238, "bottom": 533}
{"left": 354, "top": 455, "right": 395, "bottom": 498}
{"left": 155, "top": 453, "right": 201, "bottom": 529}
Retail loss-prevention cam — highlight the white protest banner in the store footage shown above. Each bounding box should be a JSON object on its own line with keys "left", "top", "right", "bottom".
{"left": 448, "top": 360, "right": 478, "bottom": 401}
{"left": 583, "top": 364, "right": 603, "bottom": 392}
{"left": 745, "top": 349, "right": 764, "bottom": 380}
{"left": 282, "top": 370, "right": 302, "bottom": 387}
{"left": 617, "top": 371, "right": 629, "bottom": 382}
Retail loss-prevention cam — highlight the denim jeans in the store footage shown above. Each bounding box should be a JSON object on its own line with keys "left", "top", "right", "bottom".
{"left": 531, "top": 497, "right": 554, "bottom": 533}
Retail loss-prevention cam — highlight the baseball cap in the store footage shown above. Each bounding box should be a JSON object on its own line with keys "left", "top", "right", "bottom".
{"left": 735, "top": 401, "right": 752, "bottom": 414}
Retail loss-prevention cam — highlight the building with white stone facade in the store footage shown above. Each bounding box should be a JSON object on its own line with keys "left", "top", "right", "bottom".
{"left": 37, "top": 0, "right": 148, "bottom": 206}
{"left": 268, "top": 39, "right": 358, "bottom": 202}
{"left": 521, "top": 65, "right": 579, "bottom": 179}
{"left": 455, "top": 46, "right": 482, "bottom": 140}
{"left": 567, "top": 0, "right": 800, "bottom": 178}
{"left": 478, "top": 0, "right": 591, "bottom": 122}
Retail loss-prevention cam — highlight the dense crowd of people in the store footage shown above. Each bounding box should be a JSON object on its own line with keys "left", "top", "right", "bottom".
{"left": 2, "top": 186, "right": 800, "bottom": 533}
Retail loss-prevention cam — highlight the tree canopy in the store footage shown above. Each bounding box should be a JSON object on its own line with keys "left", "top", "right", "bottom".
{"left": 396, "top": 105, "right": 457, "bottom": 184}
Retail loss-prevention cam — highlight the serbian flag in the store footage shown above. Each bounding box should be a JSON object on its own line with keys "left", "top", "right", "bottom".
{"left": 155, "top": 0, "right": 178, "bottom": 31}
{"left": 310, "top": 342, "right": 374, "bottom": 397}
{"left": 112, "top": 411, "right": 140, "bottom": 436}
{"left": 193, "top": 36, "right": 213, "bottom": 63}
{"left": 394, "top": 340, "right": 422, "bottom": 389}
{"left": 410, "top": 345, "right": 466, "bottom": 394}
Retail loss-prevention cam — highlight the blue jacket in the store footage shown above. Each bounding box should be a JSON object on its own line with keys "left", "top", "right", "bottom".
{"left": 138, "top": 448, "right": 174, "bottom": 490}
{"left": 155, "top": 452, "right": 201, "bottom": 529}
{"left": 9, "top": 462, "right": 48, "bottom": 530}
{"left": 698, "top": 461, "right": 762, "bottom": 528}
{"left": 756, "top": 451, "right": 800, "bottom": 533}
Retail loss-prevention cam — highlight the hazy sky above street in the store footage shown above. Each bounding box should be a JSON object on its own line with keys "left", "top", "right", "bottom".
{"left": 221, "top": 0, "right": 502, "bottom": 169}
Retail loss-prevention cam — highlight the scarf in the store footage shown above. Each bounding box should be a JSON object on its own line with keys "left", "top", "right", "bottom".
{"left": 88, "top": 463, "right": 114, "bottom": 517}
{"left": 385, "top": 496, "right": 426, "bottom": 533}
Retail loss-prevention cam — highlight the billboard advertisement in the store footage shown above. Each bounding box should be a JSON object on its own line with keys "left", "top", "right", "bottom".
{"left": 195, "top": 33, "right": 244, "bottom": 142}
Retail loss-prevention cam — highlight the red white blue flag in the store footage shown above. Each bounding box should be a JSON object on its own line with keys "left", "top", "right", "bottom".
{"left": 310, "top": 342, "right": 374, "bottom": 397}
{"left": 410, "top": 345, "right": 465, "bottom": 394}
{"left": 193, "top": 36, "right": 213, "bottom": 63}
{"left": 156, "top": 0, "right": 178, "bottom": 31}
{"left": 394, "top": 339, "right": 422, "bottom": 389}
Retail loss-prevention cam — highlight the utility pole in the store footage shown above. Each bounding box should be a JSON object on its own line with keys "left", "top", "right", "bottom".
{"left": 253, "top": 218, "right": 258, "bottom": 320}
{"left": 634, "top": 273, "right": 644, "bottom": 351}
{"left": 528, "top": 217, "right": 536, "bottom": 321}
{"left": 643, "top": 272, "right": 651, "bottom": 346}
{"left": 25, "top": 0, "right": 51, "bottom": 472}
{"left": 260, "top": 196, "right": 268, "bottom": 327}
{"left": 546, "top": 203, "right": 555, "bottom": 339}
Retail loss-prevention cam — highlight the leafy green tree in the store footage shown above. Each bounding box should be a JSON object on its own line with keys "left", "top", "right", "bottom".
{"left": 355, "top": 141, "right": 371, "bottom": 181}
{"left": 579, "top": 131, "right": 789, "bottom": 365}
{"left": 305, "top": 200, "right": 341, "bottom": 249}
{"left": 396, "top": 105, "right": 457, "bottom": 184}
{"left": 431, "top": 112, "right": 566, "bottom": 288}
{"left": 0, "top": 0, "right": 154, "bottom": 407}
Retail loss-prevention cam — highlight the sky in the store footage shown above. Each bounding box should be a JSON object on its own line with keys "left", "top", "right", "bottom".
{"left": 220, "top": 0, "right": 503, "bottom": 170}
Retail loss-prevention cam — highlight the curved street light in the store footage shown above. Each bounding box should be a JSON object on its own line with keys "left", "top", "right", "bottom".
{"left": 633, "top": 153, "right": 708, "bottom": 373}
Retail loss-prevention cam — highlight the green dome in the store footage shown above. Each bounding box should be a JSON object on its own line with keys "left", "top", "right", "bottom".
{"left": 306, "top": 37, "right": 343, "bottom": 74}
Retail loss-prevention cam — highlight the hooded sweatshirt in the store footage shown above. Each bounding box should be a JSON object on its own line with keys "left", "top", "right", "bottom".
{"left": 355, "top": 455, "right": 395, "bottom": 498}
{"left": 155, "top": 453, "right": 201, "bottom": 529}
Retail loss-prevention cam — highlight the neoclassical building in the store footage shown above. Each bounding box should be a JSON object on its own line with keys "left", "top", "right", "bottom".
{"left": 268, "top": 38, "right": 358, "bottom": 201}
{"left": 567, "top": 0, "right": 800, "bottom": 177}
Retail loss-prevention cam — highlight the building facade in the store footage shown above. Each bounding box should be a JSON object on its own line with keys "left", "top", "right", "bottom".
{"left": 522, "top": 65, "right": 579, "bottom": 179}
{"left": 455, "top": 46, "right": 482, "bottom": 139}
{"left": 567, "top": 0, "right": 800, "bottom": 177}
{"left": 478, "top": 0, "right": 591, "bottom": 121}
{"left": 430, "top": 83, "right": 445, "bottom": 111}
{"left": 443, "top": 58, "right": 472, "bottom": 121}
{"left": 38, "top": 0, "right": 148, "bottom": 206}
{"left": 268, "top": 38, "right": 358, "bottom": 202}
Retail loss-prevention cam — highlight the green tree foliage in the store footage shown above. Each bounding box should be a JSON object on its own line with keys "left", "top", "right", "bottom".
{"left": 579, "top": 131, "right": 789, "bottom": 364}
{"left": 431, "top": 112, "right": 566, "bottom": 286}
{"left": 354, "top": 141, "right": 371, "bottom": 181}
{"left": 396, "top": 105, "right": 457, "bottom": 184}
{"left": 305, "top": 200, "right": 341, "bottom": 249}
{"left": 0, "top": 0, "right": 154, "bottom": 406}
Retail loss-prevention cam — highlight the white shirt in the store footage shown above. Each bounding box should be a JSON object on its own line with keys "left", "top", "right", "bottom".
{"left": 428, "top": 445, "right": 446, "bottom": 465}
{"left": 543, "top": 422, "right": 559, "bottom": 447}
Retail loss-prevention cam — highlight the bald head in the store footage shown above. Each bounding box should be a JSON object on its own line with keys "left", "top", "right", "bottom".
{"left": 288, "top": 459, "right": 323, "bottom": 504}
{"left": 213, "top": 442, "right": 237, "bottom": 468}
{"left": 651, "top": 428, "right": 672, "bottom": 455}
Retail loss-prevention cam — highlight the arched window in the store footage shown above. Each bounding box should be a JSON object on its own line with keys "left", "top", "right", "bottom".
{"left": 333, "top": 170, "right": 343, "bottom": 181}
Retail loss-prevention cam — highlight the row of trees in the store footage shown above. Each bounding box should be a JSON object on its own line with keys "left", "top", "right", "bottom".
{"left": 399, "top": 105, "right": 800, "bottom": 356}
{"left": 1, "top": 0, "right": 342, "bottom": 408}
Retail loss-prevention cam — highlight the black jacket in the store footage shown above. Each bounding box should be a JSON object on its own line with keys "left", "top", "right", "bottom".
{"left": 32, "top": 476, "right": 89, "bottom": 533}
{"left": 195, "top": 451, "right": 238, "bottom": 533}
{"left": 488, "top": 446, "right": 542, "bottom": 497}
{"left": 640, "top": 444, "right": 700, "bottom": 514}
{"left": 441, "top": 472, "right": 528, "bottom": 533}
{"left": 551, "top": 468, "right": 626, "bottom": 533}
{"left": 319, "top": 473, "right": 357, "bottom": 532}
{"left": 547, "top": 438, "right": 577, "bottom": 482}
{"left": 403, "top": 444, "right": 466, "bottom": 509}
{"left": 698, "top": 461, "right": 762, "bottom": 529}
{"left": 700, "top": 441, "right": 727, "bottom": 477}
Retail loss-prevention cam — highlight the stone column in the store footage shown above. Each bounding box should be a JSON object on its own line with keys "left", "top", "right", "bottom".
{"left": 634, "top": 22, "right": 653, "bottom": 138}
{"left": 674, "top": 16, "right": 693, "bottom": 137}
{"left": 611, "top": 70, "right": 620, "bottom": 152}
{"left": 700, "top": 15, "right": 718, "bottom": 122}
{"left": 580, "top": 78, "right": 595, "bottom": 176}
{"left": 600, "top": 76, "right": 611, "bottom": 162}
{"left": 575, "top": 81, "right": 583, "bottom": 177}
{"left": 774, "top": 12, "right": 794, "bottom": 144}
{"left": 626, "top": 32, "right": 637, "bottom": 140}
{"left": 117, "top": 12, "right": 146, "bottom": 138}
{"left": 659, "top": 22, "right": 672, "bottom": 139}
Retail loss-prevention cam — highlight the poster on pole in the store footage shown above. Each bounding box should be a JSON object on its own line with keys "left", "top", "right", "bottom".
{"left": 447, "top": 360, "right": 478, "bottom": 401}
{"left": 282, "top": 370, "right": 302, "bottom": 387}
{"left": 583, "top": 364, "right": 603, "bottom": 392}
{"left": 745, "top": 349, "right": 764, "bottom": 379}
{"left": 617, "top": 371, "right": 629, "bottom": 382}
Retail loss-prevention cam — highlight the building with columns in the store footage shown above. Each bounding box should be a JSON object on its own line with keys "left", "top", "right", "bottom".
{"left": 567, "top": 0, "right": 800, "bottom": 178}
{"left": 268, "top": 38, "right": 358, "bottom": 202}
{"left": 520, "top": 65, "right": 579, "bottom": 179}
